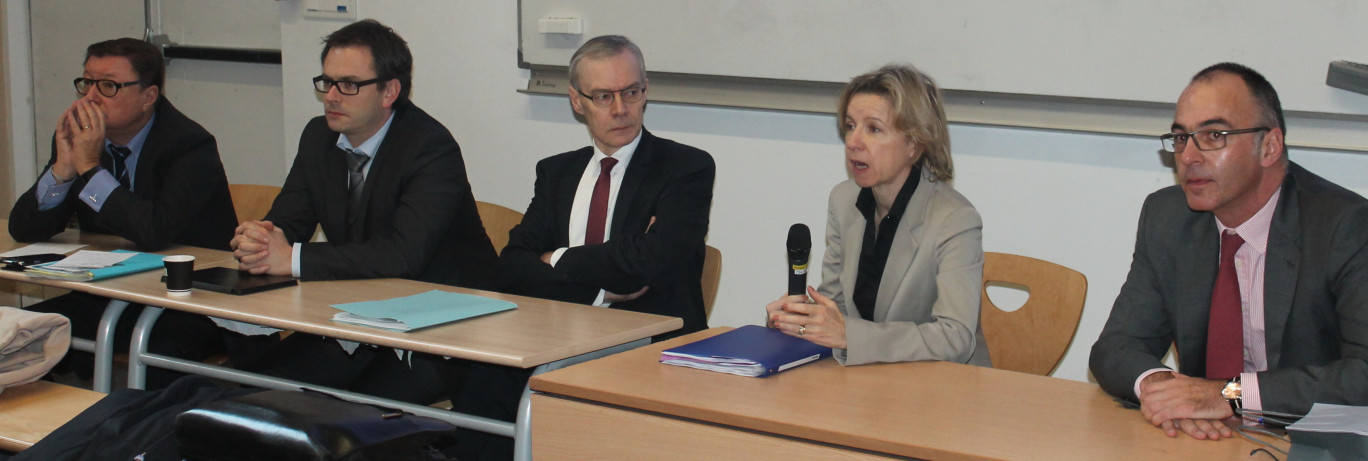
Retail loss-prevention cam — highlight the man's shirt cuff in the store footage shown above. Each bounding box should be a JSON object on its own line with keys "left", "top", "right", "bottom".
{"left": 291, "top": 242, "right": 302, "bottom": 278}
{"left": 1241, "top": 372, "right": 1261, "bottom": 412}
{"left": 1134, "top": 367, "right": 1172, "bottom": 399}
{"left": 78, "top": 169, "right": 121, "bottom": 212}
{"left": 549, "top": 247, "right": 568, "bottom": 266}
{"left": 35, "top": 168, "right": 73, "bottom": 210}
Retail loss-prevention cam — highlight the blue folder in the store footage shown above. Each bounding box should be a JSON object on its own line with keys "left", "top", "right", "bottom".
{"left": 27, "top": 250, "right": 165, "bottom": 281}
{"left": 331, "top": 290, "right": 517, "bottom": 332}
{"left": 659, "top": 325, "right": 833, "bottom": 377}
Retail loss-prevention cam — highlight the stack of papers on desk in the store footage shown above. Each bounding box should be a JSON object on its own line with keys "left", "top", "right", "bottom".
{"left": 25, "top": 250, "right": 164, "bottom": 281}
{"left": 331, "top": 290, "right": 517, "bottom": 332}
{"left": 0, "top": 242, "right": 86, "bottom": 258}
{"left": 1287, "top": 403, "right": 1368, "bottom": 459}
{"left": 660, "top": 325, "right": 833, "bottom": 377}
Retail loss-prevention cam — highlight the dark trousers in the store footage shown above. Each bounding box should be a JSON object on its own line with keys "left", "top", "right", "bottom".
{"left": 25, "top": 292, "right": 275, "bottom": 389}
{"left": 452, "top": 362, "right": 534, "bottom": 461}
{"left": 244, "top": 333, "right": 468, "bottom": 405}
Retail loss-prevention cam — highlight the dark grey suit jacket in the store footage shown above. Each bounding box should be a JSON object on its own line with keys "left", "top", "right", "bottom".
{"left": 1090, "top": 162, "right": 1368, "bottom": 414}
{"left": 498, "top": 129, "right": 715, "bottom": 340}
{"left": 265, "top": 100, "right": 497, "bottom": 288}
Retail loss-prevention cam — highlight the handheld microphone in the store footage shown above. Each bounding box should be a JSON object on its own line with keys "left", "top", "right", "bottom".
{"left": 787, "top": 224, "right": 811, "bottom": 296}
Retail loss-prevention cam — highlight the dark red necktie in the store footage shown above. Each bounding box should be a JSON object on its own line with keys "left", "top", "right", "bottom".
{"left": 585, "top": 157, "right": 618, "bottom": 245}
{"left": 1205, "top": 231, "right": 1246, "bottom": 380}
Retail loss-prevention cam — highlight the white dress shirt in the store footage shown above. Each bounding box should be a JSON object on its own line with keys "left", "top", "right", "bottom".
{"left": 549, "top": 130, "right": 642, "bottom": 306}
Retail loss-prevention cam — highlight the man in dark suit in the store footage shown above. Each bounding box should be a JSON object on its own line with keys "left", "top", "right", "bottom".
{"left": 1090, "top": 63, "right": 1368, "bottom": 441}
{"left": 231, "top": 20, "right": 496, "bottom": 404}
{"left": 9, "top": 38, "right": 238, "bottom": 388}
{"left": 455, "top": 35, "right": 715, "bottom": 460}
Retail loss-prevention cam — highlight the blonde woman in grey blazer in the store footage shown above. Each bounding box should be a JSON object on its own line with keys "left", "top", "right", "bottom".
{"left": 767, "top": 64, "right": 991, "bottom": 367}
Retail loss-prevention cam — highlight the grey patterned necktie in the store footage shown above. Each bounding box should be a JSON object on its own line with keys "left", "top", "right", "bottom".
{"left": 345, "top": 149, "right": 370, "bottom": 225}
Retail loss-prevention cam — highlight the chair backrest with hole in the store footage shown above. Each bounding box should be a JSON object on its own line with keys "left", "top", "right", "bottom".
{"left": 979, "top": 252, "right": 1088, "bottom": 375}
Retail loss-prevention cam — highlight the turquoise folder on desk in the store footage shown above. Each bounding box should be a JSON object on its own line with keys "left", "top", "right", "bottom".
{"left": 331, "top": 290, "right": 517, "bottom": 332}
{"left": 660, "top": 325, "right": 833, "bottom": 377}
{"left": 26, "top": 250, "right": 164, "bottom": 281}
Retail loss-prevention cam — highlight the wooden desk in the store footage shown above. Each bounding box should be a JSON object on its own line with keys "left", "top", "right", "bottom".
{"left": 0, "top": 381, "right": 105, "bottom": 452}
{"left": 531, "top": 328, "right": 1280, "bottom": 460}
{"left": 0, "top": 219, "right": 236, "bottom": 392}
{"left": 96, "top": 255, "right": 677, "bottom": 367}
{"left": 81, "top": 245, "right": 680, "bottom": 461}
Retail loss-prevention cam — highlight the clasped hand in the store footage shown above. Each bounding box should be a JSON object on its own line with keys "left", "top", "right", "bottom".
{"left": 1138, "top": 371, "right": 1237, "bottom": 440}
{"left": 231, "top": 220, "right": 293, "bottom": 276}
{"left": 765, "top": 286, "right": 846, "bottom": 348}
{"left": 52, "top": 100, "right": 107, "bottom": 181}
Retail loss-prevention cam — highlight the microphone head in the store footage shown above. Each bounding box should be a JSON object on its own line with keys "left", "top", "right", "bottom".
{"left": 787, "top": 223, "right": 811, "bottom": 255}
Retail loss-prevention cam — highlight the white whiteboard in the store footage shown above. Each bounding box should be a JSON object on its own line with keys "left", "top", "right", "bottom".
{"left": 521, "top": 0, "right": 1368, "bottom": 116}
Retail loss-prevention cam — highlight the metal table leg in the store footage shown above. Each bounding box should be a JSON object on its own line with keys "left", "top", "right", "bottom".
{"left": 512, "top": 338, "right": 650, "bottom": 461}
{"left": 127, "top": 305, "right": 163, "bottom": 390}
{"left": 90, "top": 299, "right": 130, "bottom": 393}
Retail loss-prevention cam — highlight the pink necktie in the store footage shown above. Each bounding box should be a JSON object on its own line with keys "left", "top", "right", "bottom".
{"left": 585, "top": 157, "right": 618, "bottom": 245}
{"left": 1205, "top": 231, "right": 1246, "bottom": 380}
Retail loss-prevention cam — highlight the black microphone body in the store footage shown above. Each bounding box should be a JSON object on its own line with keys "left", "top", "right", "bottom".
{"left": 787, "top": 224, "right": 811, "bottom": 296}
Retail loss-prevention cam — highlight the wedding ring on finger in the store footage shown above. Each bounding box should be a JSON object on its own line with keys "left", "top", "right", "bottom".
{"left": 798, "top": 325, "right": 806, "bottom": 336}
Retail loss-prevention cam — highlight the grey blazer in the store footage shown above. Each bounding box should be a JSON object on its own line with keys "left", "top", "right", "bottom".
{"left": 1090, "top": 162, "right": 1368, "bottom": 414}
{"left": 818, "top": 169, "right": 991, "bottom": 366}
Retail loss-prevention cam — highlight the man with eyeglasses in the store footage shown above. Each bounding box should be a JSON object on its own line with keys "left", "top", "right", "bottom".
{"left": 1091, "top": 63, "right": 1368, "bottom": 440}
{"left": 8, "top": 38, "right": 239, "bottom": 388}
{"left": 453, "top": 35, "right": 715, "bottom": 459}
{"left": 229, "top": 20, "right": 496, "bottom": 404}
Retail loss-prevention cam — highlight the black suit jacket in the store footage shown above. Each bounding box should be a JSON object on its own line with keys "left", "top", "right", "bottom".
{"left": 265, "top": 100, "right": 496, "bottom": 288}
{"left": 1090, "top": 162, "right": 1368, "bottom": 414}
{"left": 499, "top": 129, "right": 715, "bottom": 339}
{"left": 10, "top": 96, "right": 236, "bottom": 251}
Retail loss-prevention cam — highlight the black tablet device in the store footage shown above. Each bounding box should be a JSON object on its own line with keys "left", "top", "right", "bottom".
{"left": 191, "top": 267, "right": 298, "bottom": 295}
{"left": 1, "top": 253, "right": 65, "bottom": 271}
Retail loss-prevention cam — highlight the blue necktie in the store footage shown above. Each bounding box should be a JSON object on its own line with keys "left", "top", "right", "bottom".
{"left": 103, "top": 145, "right": 133, "bottom": 189}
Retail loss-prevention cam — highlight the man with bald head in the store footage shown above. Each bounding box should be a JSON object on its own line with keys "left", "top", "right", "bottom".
{"left": 1091, "top": 62, "right": 1368, "bottom": 440}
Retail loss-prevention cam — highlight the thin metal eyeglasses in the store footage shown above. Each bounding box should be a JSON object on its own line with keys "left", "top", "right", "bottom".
{"left": 576, "top": 84, "right": 646, "bottom": 107}
{"left": 1160, "top": 127, "right": 1269, "bottom": 153}
{"left": 73, "top": 78, "right": 141, "bottom": 97}
{"left": 313, "top": 76, "right": 386, "bottom": 96}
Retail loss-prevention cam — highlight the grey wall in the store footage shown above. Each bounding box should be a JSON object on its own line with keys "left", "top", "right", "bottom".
{"left": 157, "top": 0, "right": 287, "bottom": 187}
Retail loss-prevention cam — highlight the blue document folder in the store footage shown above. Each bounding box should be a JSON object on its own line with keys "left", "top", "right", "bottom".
{"left": 331, "top": 290, "right": 517, "bottom": 332}
{"left": 659, "top": 325, "right": 833, "bottom": 377}
{"left": 26, "top": 250, "right": 164, "bottom": 281}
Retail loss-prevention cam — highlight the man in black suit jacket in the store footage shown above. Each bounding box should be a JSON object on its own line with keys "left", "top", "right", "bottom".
{"left": 231, "top": 20, "right": 496, "bottom": 405}
{"left": 1091, "top": 63, "right": 1368, "bottom": 441}
{"left": 9, "top": 38, "right": 238, "bottom": 389}
{"left": 455, "top": 35, "right": 715, "bottom": 460}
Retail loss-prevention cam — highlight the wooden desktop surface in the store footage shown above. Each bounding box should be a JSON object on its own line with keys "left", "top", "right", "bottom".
{"left": 95, "top": 264, "right": 680, "bottom": 368}
{"left": 2, "top": 220, "right": 681, "bottom": 369}
{"left": 531, "top": 327, "right": 1271, "bottom": 460}
{"left": 0, "top": 381, "right": 105, "bottom": 452}
{"left": 0, "top": 220, "right": 235, "bottom": 287}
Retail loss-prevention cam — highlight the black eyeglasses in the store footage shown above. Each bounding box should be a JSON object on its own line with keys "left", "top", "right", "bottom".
{"left": 1160, "top": 127, "right": 1269, "bottom": 153}
{"left": 575, "top": 84, "right": 646, "bottom": 108}
{"left": 313, "top": 76, "right": 386, "bottom": 96}
{"left": 73, "top": 78, "right": 142, "bottom": 97}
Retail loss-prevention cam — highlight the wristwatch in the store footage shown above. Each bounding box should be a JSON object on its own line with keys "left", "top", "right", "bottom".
{"left": 1221, "top": 376, "right": 1242, "bottom": 415}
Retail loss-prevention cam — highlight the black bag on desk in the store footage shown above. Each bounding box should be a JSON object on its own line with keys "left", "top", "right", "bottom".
{"left": 175, "top": 389, "right": 456, "bottom": 461}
